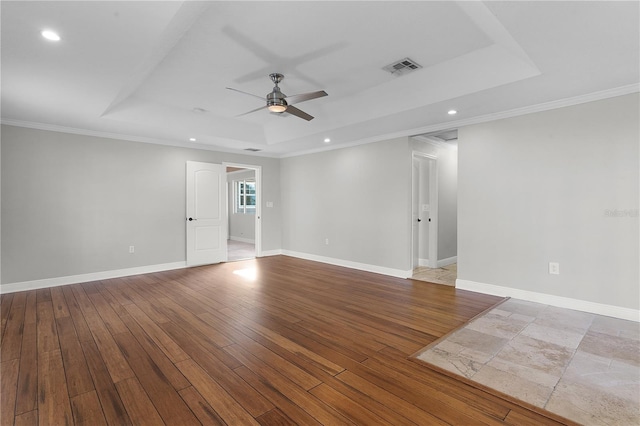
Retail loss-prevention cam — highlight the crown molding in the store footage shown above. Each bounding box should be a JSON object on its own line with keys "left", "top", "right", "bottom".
{"left": 408, "top": 83, "right": 640, "bottom": 138}
{"left": 281, "top": 83, "right": 639, "bottom": 158}
{"left": 3, "top": 83, "right": 637, "bottom": 159}
{"left": 0, "top": 118, "right": 279, "bottom": 158}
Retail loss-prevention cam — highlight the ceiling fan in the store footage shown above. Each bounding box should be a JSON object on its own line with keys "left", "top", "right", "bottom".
{"left": 227, "top": 73, "right": 327, "bottom": 121}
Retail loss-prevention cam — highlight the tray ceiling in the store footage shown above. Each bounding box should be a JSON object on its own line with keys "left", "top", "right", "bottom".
{"left": 1, "top": 1, "right": 638, "bottom": 157}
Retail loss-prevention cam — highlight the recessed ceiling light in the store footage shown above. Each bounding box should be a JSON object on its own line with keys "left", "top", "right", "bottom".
{"left": 189, "top": 137, "right": 196, "bottom": 142}
{"left": 448, "top": 110, "right": 457, "bottom": 115}
{"left": 41, "top": 30, "right": 61, "bottom": 41}
{"left": 324, "top": 138, "right": 331, "bottom": 143}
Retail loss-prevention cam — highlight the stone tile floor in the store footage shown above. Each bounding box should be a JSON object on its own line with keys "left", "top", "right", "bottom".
{"left": 412, "top": 263, "right": 457, "bottom": 286}
{"left": 227, "top": 239, "right": 255, "bottom": 261}
{"left": 414, "top": 298, "right": 640, "bottom": 425}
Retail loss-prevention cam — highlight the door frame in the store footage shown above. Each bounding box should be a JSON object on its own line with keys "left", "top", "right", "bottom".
{"left": 223, "top": 162, "right": 262, "bottom": 257}
{"left": 411, "top": 152, "right": 438, "bottom": 269}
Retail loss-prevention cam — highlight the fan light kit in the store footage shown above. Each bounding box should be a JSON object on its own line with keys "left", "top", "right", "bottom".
{"left": 41, "top": 30, "right": 61, "bottom": 41}
{"left": 227, "top": 73, "right": 327, "bottom": 121}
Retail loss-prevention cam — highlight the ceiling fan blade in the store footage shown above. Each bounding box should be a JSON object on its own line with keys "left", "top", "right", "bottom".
{"left": 285, "top": 90, "right": 328, "bottom": 105}
{"left": 285, "top": 105, "right": 314, "bottom": 121}
{"left": 226, "top": 87, "right": 264, "bottom": 101}
{"left": 236, "top": 105, "right": 268, "bottom": 117}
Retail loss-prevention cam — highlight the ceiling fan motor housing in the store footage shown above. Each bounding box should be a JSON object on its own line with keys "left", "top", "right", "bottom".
{"left": 267, "top": 84, "right": 287, "bottom": 111}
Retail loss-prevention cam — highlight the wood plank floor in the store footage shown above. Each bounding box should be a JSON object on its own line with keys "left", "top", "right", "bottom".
{"left": 1, "top": 255, "right": 571, "bottom": 425}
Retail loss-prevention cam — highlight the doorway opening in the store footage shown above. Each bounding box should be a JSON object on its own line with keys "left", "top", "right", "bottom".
{"left": 410, "top": 131, "right": 458, "bottom": 285}
{"left": 225, "top": 163, "right": 262, "bottom": 262}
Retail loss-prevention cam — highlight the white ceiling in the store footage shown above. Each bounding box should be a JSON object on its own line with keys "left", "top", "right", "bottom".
{"left": 2, "top": 1, "right": 638, "bottom": 157}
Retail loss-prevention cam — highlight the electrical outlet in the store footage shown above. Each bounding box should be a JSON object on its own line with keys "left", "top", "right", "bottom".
{"left": 325, "top": 238, "right": 329, "bottom": 245}
{"left": 549, "top": 262, "right": 559, "bottom": 275}
{"left": 129, "top": 246, "right": 135, "bottom": 253}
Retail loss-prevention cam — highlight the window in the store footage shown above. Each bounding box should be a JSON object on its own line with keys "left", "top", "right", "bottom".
{"left": 234, "top": 179, "right": 256, "bottom": 214}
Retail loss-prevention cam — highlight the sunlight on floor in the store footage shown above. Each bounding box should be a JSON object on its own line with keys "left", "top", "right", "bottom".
{"left": 232, "top": 267, "right": 257, "bottom": 281}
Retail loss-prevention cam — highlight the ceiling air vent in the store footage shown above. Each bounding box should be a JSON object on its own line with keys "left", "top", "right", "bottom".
{"left": 244, "top": 148, "right": 262, "bottom": 152}
{"left": 383, "top": 57, "right": 422, "bottom": 76}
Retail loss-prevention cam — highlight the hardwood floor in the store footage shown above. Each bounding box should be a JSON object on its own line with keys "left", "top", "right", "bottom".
{"left": 1, "top": 255, "right": 571, "bottom": 425}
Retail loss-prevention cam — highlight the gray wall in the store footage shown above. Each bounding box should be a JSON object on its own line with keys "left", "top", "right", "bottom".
{"left": 435, "top": 146, "right": 458, "bottom": 261}
{"left": 280, "top": 137, "right": 412, "bottom": 272}
{"left": 228, "top": 169, "right": 256, "bottom": 242}
{"left": 458, "top": 93, "right": 639, "bottom": 310}
{"left": 1, "top": 125, "right": 281, "bottom": 284}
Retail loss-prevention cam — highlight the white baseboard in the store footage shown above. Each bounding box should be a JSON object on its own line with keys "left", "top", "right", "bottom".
{"left": 229, "top": 236, "right": 255, "bottom": 244}
{"left": 437, "top": 256, "right": 457, "bottom": 268}
{"left": 0, "top": 262, "right": 187, "bottom": 294}
{"left": 259, "top": 249, "right": 283, "bottom": 257}
{"left": 456, "top": 279, "right": 640, "bottom": 322}
{"left": 282, "top": 250, "right": 412, "bottom": 279}
{"left": 417, "top": 256, "right": 457, "bottom": 268}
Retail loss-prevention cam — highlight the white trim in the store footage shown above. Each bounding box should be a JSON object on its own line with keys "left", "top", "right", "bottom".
{"left": 258, "top": 249, "right": 282, "bottom": 257}
{"left": 0, "top": 262, "right": 187, "bottom": 294}
{"left": 4, "top": 85, "right": 637, "bottom": 160}
{"left": 280, "top": 84, "right": 639, "bottom": 159}
{"left": 419, "top": 258, "right": 430, "bottom": 267}
{"left": 437, "top": 256, "right": 457, "bottom": 268}
{"left": 405, "top": 84, "right": 640, "bottom": 143}
{"left": 456, "top": 279, "right": 640, "bottom": 322}
{"left": 0, "top": 119, "right": 279, "bottom": 158}
{"left": 229, "top": 236, "right": 255, "bottom": 244}
{"left": 282, "top": 250, "right": 412, "bottom": 279}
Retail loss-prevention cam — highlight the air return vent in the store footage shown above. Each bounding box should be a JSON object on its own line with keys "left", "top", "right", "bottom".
{"left": 244, "top": 148, "right": 262, "bottom": 152}
{"left": 383, "top": 57, "right": 422, "bottom": 76}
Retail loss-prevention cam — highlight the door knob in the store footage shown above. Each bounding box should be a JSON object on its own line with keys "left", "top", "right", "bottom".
{"left": 188, "top": 217, "right": 197, "bottom": 221}
{"left": 417, "top": 218, "right": 422, "bottom": 222}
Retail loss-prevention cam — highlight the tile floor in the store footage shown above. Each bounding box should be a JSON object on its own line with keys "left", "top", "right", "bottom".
{"left": 412, "top": 263, "right": 457, "bottom": 286}
{"left": 414, "top": 298, "right": 640, "bottom": 425}
{"left": 227, "top": 239, "right": 255, "bottom": 261}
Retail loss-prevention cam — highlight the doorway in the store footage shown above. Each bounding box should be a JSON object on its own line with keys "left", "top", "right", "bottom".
{"left": 225, "top": 163, "right": 262, "bottom": 261}
{"left": 410, "top": 135, "right": 459, "bottom": 285}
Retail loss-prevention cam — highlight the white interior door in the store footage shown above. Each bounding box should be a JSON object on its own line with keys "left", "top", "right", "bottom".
{"left": 412, "top": 153, "right": 438, "bottom": 269}
{"left": 186, "top": 161, "right": 227, "bottom": 266}
{"left": 412, "top": 158, "right": 420, "bottom": 269}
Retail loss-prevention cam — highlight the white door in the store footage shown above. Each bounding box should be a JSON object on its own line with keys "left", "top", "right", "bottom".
{"left": 412, "top": 153, "right": 438, "bottom": 269}
{"left": 412, "top": 158, "right": 421, "bottom": 269}
{"left": 186, "top": 161, "right": 227, "bottom": 266}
